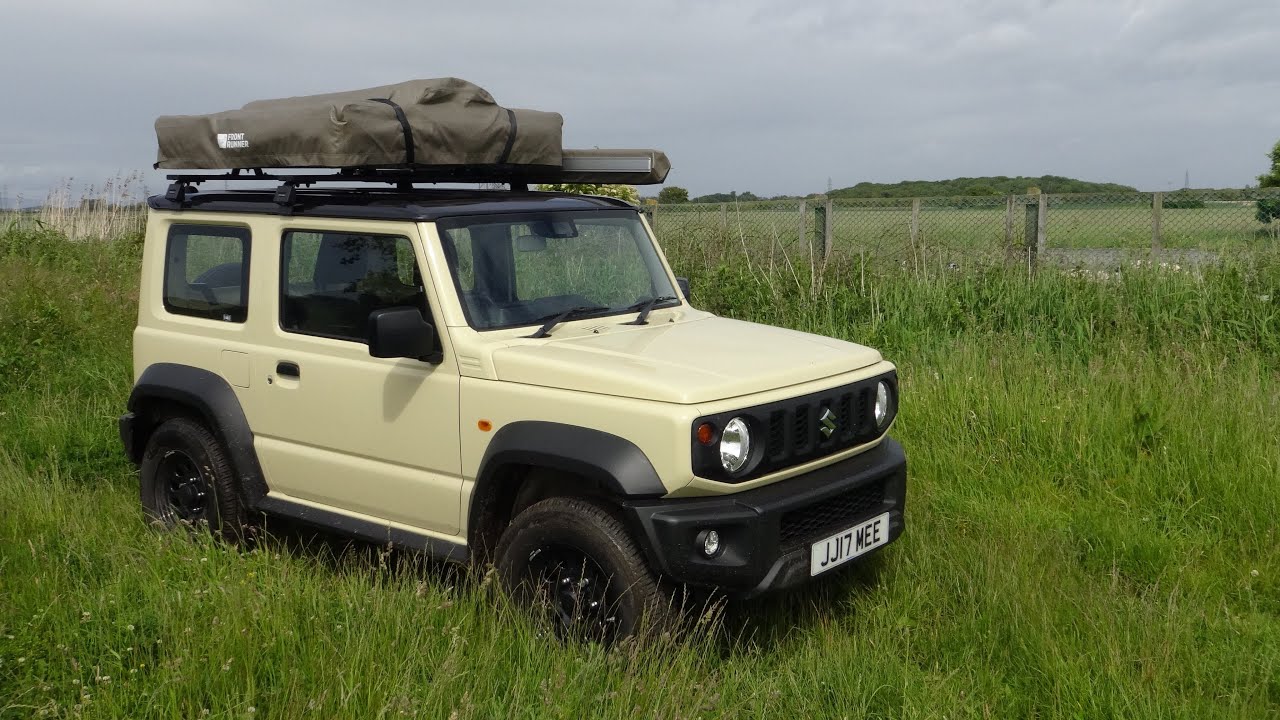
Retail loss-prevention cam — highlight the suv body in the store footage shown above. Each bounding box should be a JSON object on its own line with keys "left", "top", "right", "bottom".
{"left": 120, "top": 186, "right": 906, "bottom": 628}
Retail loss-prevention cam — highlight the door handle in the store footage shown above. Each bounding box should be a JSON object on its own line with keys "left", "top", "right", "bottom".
{"left": 276, "top": 361, "right": 300, "bottom": 379}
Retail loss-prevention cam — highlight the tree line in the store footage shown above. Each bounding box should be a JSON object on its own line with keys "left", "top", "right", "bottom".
{"left": 644, "top": 139, "right": 1280, "bottom": 229}
{"left": 652, "top": 175, "right": 1141, "bottom": 205}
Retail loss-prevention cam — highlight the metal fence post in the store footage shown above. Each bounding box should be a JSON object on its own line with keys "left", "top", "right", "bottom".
{"left": 797, "top": 199, "right": 807, "bottom": 253}
{"left": 910, "top": 198, "right": 921, "bottom": 249}
{"left": 1004, "top": 195, "right": 1014, "bottom": 248}
{"left": 813, "top": 201, "right": 827, "bottom": 259}
{"left": 1037, "top": 193, "right": 1048, "bottom": 261}
{"left": 1152, "top": 192, "right": 1163, "bottom": 251}
{"left": 824, "top": 198, "right": 834, "bottom": 260}
{"left": 1025, "top": 199, "right": 1039, "bottom": 270}
{"left": 719, "top": 202, "right": 727, "bottom": 235}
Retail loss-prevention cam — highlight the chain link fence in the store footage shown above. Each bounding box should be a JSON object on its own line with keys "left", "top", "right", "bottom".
{"left": 648, "top": 188, "right": 1280, "bottom": 275}
{"left": 6, "top": 183, "right": 1279, "bottom": 272}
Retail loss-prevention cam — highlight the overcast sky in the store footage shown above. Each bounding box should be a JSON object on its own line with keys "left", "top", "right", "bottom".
{"left": 1, "top": 0, "right": 1277, "bottom": 203}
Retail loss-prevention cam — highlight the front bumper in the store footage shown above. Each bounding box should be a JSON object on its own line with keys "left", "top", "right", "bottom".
{"left": 624, "top": 438, "right": 906, "bottom": 597}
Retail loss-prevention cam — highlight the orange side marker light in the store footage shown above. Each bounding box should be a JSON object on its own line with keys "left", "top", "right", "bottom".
{"left": 696, "top": 422, "right": 715, "bottom": 445}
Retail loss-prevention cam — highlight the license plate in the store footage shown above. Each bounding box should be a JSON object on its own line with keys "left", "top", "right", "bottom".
{"left": 810, "top": 512, "right": 890, "bottom": 576}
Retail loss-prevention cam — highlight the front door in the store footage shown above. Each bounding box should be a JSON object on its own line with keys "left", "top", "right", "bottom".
{"left": 243, "top": 224, "right": 462, "bottom": 536}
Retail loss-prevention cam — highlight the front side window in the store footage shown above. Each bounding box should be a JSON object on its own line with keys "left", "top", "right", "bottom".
{"left": 163, "top": 224, "right": 251, "bottom": 322}
{"left": 437, "top": 211, "right": 678, "bottom": 330}
{"left": 280, "top": 231, "right": 425, "bottom": 343}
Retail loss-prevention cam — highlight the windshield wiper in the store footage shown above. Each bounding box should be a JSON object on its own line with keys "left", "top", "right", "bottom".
{"left": 525, "top": 305, "right": 610, "bottom": 339}
{"left": 623, "top": 295, "right": 679, "bottom": 325}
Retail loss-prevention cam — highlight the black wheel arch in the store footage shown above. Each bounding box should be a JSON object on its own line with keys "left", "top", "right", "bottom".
{"left": 468, "top": 421, "right": 667, "bottom": 558}
{"left": 123, "top": 363, "right": 268, "bottom": 510}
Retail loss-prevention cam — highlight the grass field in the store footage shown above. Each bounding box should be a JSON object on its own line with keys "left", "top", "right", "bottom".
{"left": 2, "top": 221, "right": 1279, "bottom": 718}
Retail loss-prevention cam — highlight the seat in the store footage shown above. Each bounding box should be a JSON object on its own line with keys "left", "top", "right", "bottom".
{"left": 313, "top": 236, "right": 370, "bottom": 292}
{"left": 283, "top": 236, "right": 371, "bottom": 337}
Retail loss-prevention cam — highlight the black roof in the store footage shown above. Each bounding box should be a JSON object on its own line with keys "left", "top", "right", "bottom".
{"left": 147, "top": 188, "right": 637, "bottom": 221}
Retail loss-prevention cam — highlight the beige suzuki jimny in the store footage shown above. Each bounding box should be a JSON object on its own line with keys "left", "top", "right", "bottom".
{"left": 119, "top": 79, "right": 905, "bottom": 639}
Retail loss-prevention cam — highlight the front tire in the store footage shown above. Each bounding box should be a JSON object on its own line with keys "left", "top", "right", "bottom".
{"left": 495, "top": 497, "right": 670, "bottom": 642}
{"left": 139, "top": 417, "right": 255, "bottom": 542}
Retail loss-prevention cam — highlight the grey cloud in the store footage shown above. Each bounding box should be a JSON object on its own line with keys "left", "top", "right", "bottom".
{"left": 1, "top": 0, "right": 1277, "bottom": 203}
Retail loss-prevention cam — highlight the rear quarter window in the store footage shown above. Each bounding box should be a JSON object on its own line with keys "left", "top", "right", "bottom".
{"left": 163, "top": 224, "right": 251, "bottom": 322}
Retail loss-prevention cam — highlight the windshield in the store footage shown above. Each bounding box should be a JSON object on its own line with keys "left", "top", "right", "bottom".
{"left": 436, "top": 210, "right": 680, "bottom": 331}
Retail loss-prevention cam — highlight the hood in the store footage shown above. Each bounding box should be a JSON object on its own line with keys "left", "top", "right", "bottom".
{"left": 490, "top": 315, "right": 882, "bottom": 404}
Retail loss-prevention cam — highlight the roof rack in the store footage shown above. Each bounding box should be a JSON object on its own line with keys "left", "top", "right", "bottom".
{"left": 162, "top": 167, "right": 527, "bottom": 204}
{"left": 163, "top": 151, "right": 668, "bottom": 205}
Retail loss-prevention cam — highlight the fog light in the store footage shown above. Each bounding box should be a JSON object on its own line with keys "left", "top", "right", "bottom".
{"left": 700, "top": 529, "right": 721, "bottom": 558}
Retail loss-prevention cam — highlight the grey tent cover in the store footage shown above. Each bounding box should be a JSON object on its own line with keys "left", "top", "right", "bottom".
{"left": 155, "top": 78, "right": 563, "bottom": 170}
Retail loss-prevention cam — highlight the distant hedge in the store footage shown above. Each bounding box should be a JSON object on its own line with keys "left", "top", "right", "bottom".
{"left": 830, "top": 175, "right": 1138, "bottom": 199}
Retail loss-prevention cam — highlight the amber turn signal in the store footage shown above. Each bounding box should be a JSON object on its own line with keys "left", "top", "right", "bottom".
{"left": 478, "top": 420, "right": 493, "bottom": 432}
{"left": 696, "top": 422, "right": 715, "bottom": 445}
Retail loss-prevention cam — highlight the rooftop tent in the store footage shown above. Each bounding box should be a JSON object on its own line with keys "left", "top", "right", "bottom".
{"left": 155, "top": 78, "right": 561, "bottom": 170}
{"left": 154, "top": 78, "right": 670, "bottom": 185}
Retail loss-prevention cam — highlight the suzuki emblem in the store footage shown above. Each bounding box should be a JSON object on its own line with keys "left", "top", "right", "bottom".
{"left": 819, "top": 407, "right": 837, "bottom": 438}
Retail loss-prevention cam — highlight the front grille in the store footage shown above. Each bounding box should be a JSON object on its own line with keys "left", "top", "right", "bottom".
{"left": 779, "top": 480, "right": 886, "bottom": 546}
{"left": 765, "top": 388, "right": 870, "bottom": 467}
{"left": 691, "top": 372, "right": 898, "bottom": 483}
{"left": 793, "top": 403, "right": 812, "bottom": 455}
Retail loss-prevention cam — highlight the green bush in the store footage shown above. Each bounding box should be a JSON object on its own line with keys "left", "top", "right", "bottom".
{"left": 657, "top": 186, "right": 689, "bottom": 204}
{"left": 1257, "top": 198, "right": 1280, "bottom": 225}
{"left": 1161, "top": 193, "right": 1206, "bottom": 210}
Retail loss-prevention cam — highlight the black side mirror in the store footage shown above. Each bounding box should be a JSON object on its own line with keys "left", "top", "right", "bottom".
{"left": 676, "top": 277, "right": 691, "bottom": 300}
{"left": 368, "top": 307, "right": 437, "bottom": 361}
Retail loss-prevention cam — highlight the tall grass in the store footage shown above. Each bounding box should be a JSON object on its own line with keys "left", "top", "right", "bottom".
{"left": 3, "top": 174, "right": 147, "bottom": 242}
{"left": 2, "top": 223, "right": 1278, "bottom": 718}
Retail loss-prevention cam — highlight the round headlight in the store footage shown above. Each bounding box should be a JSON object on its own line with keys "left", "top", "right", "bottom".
{"left": 719, "top": 417, "right": 751, "bottom": 473}
{"left": 874, "top": 381, "right": 892, "bottom": 427}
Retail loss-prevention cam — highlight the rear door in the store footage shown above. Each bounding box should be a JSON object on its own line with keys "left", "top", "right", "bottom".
{"left": 243, "top": 221, "right": 462, "bottom": 536}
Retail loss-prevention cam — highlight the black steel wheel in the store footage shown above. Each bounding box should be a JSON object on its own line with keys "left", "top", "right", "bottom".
{"left": 496, "top": 497, "right": 671, "bottom": 643}
{"left": 527, "top": 543, "right": 622, "bottom": 642}
{"left": 139, "top": 417, "right": 255, "bottom": 542}
{"left": 153, "top": 448, "right": 210, "bottom": 523}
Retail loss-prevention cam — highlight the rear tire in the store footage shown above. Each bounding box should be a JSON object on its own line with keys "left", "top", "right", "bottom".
{"left": 139, "top": 417, "right": 256, "bottom": 543}
{"left": 495, "top": 497, "right": 671, "bottom": 643}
